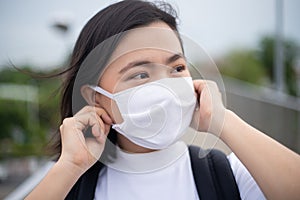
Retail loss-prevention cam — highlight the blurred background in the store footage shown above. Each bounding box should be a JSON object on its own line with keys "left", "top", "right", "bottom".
{"left": 0, "top": 0, "right": 299, "bottom": 199}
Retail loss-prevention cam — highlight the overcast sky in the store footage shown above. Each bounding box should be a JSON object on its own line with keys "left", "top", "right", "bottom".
{"left": 0, "top": 0, "right": 299, "bottom": 70}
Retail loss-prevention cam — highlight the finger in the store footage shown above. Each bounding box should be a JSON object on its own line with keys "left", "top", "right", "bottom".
{"left": 60, "top": 117, "right": 76, "bottom": 135}
{"left": 60, "top": 117, "right": 86, "bottom": 147}
{"left": 193, "top": 80, "right": 208, "bottom": 102}
{"left": 96, "top": 108, "right": 113, "bottom": 125}
{"left": 75, "top": 106, "right": 109, "bottom": 125}
{"left": 76, "top": 106, "right": 113, "bottom": 126}
{"left": 90, "top": 107, "right": 113, "bottom": 134}
{"left": 73, "top": 112, "right": 107, "bottom": 146}
{"left": 93, "top": 112, "right": 112, "bottom": 138}
{"left": 91, "top": 124, "right": 106, "bottom": 143}
{"left": 73, "top": 106, "right": 112, "bottom": 141}
{"left": 193, "top": 80, "right": 221, "bottom": 100}
{"left": 193, "top": 79, "right": 209, "bottom": 89}
{"left": 75, "top": 111, "right": 105, "bottom": 134}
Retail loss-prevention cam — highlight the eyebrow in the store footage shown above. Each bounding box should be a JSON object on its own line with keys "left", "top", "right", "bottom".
{"left": 119, "top": 53, "right": 185, "bottom": 74}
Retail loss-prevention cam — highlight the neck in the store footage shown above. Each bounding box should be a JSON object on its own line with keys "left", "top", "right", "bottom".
{"left": 117, "top": 133, "right": 157, "bottom": 153}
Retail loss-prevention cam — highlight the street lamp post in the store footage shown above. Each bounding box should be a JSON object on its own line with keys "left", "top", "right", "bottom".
{"left": 274, "top": 0, "right": 285, "bottom": 93}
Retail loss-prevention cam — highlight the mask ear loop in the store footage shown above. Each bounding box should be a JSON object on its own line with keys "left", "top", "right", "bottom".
{"left": 88, "top": 85, "right": 114, "bottom": 99}
{"left": 88, "top": 85, "right": 122, "bottom": 128}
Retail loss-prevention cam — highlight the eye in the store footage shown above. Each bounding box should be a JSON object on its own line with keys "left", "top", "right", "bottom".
{"left": 171, "top": 65, "right": 186, "bottom": 73}
{"left": 131, "top": 72, "right": 149, "bottom": 80}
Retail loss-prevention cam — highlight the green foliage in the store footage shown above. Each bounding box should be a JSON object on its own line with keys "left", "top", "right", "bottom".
{"left": 219, "top": 36, "right": 299, "bottom": 96}
{"left": 0, "top": 67, "right": 61, "bottom": 159}
{"left": 257, "top": 37, "right": 275, "bottom": 81}
{"left": 258, "top": 36, "right": 299, "bottom": 96}
{"left": 219, "top": 50, "right": 267, "bottom": 84}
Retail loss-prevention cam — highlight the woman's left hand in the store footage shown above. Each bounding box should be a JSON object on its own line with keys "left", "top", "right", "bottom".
{"left": 190, "top": 80, "right": 226, "bottom": 135}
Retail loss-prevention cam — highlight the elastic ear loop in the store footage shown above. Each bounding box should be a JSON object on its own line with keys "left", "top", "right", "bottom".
{"left": 88, "top": 85, "right": 121, "bottom": 129}
{"left": 88, "top": 85, "right": 114, "bottom": 99}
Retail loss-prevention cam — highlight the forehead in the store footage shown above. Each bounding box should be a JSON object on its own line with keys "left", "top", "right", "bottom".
{"left": 107, "top": 23, "right": 183, "bottom": 65}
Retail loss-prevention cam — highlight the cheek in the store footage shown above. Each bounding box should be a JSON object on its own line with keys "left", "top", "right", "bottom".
{"left": 111, "top": 100, "right": 124, "bottom": 124}
{"left": 184, "top": 69, "right": 192, "bottom": 77}
{"left": 97, "top": 94, "right": 123, "bottom": 124}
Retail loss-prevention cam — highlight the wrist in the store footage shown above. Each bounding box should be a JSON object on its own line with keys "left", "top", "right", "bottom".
{"left": 220, "top": 109, "right": 242, "bottom": 140}
{"left": 55, "top": 158, "right": 86, "bottom": 179}
{"left": 206, "top": 107, "right": 228, "bottom": 136}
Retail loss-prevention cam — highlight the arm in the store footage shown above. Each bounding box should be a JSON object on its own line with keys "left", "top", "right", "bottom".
{"left": 25, "top": 106, "right": 112, "bottom": 200}
{"left": 192, "top": 80, "right": 300, "bottom": 200}
{"left": 221, "top": 110, "right": 300, "bottom": 200}
{"left": 25, "top": 160, "right": 83, "bottom": 199}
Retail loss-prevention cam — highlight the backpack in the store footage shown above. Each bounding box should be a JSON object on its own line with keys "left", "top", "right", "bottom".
{"left": 188, "top": 145, "right": 241, "bottom": 200}
{"left": 66, "top": 145, "right": 241, "bottom": 200}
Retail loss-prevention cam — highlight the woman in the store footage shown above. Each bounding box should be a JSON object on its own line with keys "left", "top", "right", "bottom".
{"left": 26, "top": 0, "right": 300, "bottom": 199}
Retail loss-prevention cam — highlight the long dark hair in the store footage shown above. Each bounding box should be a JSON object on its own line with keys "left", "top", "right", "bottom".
{"left": 50, "top": 0, "right": 180, "bottom": 160}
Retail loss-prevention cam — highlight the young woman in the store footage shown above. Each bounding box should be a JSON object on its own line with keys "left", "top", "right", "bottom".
{"left": 26, "top": 0, "right": 300, "bottom": 199}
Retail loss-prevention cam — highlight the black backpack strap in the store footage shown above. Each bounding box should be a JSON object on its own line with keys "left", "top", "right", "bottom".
{"left": 188, "top": 145, "right": 241, "bottom": 200}
{"left": 65, "top": 161, "right": 103, "bottom": 200}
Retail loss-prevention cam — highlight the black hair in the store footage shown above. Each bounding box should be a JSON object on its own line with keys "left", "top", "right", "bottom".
{"left": 49, "top": 0, "right": 180, "bottom": 161}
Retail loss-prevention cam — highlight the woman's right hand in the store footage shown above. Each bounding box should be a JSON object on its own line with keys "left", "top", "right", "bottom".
{"left": 58, "top": 106, "right": 112, "bottom": 174}
{"left": 191, "top": 80, "right": 226, "bottom": 136}
{"left": 25, "top": 106, "right": 112, "bottom": 200}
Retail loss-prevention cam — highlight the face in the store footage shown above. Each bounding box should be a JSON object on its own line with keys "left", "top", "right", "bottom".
{"left": 95, "top": 22, "right": 191, "bottom": 123}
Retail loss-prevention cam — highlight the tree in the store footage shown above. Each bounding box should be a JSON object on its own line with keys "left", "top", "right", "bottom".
{"left": 0, "top": 67, "right": 61, "bottom": 158}
{"left": 219, "top": 49, "right": 267, "bottom": 85}
{"left": 258, "top": 36, "right": 299, "bottom": 96}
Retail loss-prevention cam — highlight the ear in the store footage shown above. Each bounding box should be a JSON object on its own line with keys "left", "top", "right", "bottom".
{"left": 81, "top": 85, "right": 98, "bottom": 106}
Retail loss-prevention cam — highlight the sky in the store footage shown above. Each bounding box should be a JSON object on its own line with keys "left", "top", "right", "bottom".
{"left": 0, "top": 0, "right": 299, "bottom": 70}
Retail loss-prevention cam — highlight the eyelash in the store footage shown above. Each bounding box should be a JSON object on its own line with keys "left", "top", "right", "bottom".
{"left": 128, "top": 64, "right": 186, "bottom": 80}
{"left": 130, "top": 72, "right": 149, "bottom": 80}
{"left": 172, "top": 65, "right": 186, "bottom": 73}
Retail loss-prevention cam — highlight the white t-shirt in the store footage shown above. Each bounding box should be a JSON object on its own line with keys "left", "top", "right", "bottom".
{"left": 95, "top": 141, "right": 265, "bottom": 200}
{"left": 228, "top": 153, "right": 266, "bottom": 200}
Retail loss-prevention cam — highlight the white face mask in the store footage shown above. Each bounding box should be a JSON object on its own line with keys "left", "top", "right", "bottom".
{"left": 89, "top": 77, "right": 196, "bottom": 149}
